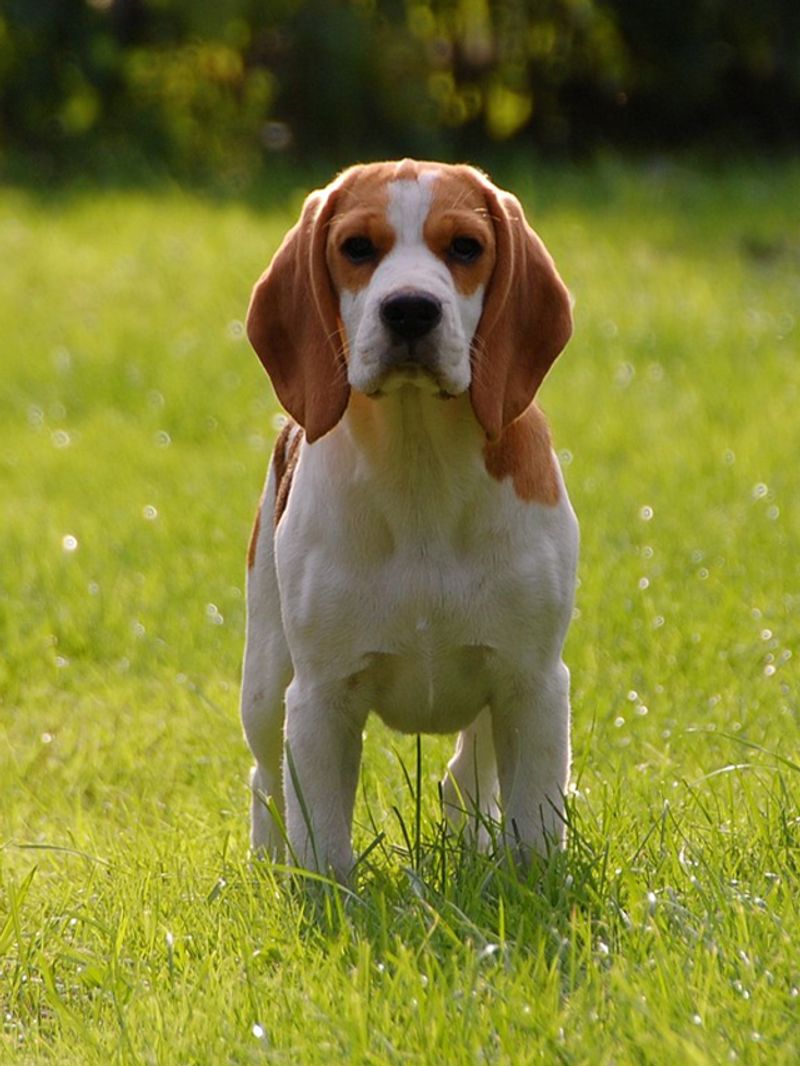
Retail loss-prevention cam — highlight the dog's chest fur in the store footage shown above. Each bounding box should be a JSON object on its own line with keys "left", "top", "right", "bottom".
{"left": 273, "top": 390, "right": 572, "bottom": 734}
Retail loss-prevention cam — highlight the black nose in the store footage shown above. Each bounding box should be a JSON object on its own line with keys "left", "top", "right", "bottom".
{"left": 380, "top": 291, "right": 442, "bottom": 342}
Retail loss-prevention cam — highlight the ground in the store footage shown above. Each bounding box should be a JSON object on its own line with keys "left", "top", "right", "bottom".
{"left": 1, "top": 157, "right": 798, "bottom": 1063}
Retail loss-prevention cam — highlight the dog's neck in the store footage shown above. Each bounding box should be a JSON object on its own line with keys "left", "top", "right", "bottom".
{"left": 303, "top": 385, "right": 490, "bottom": 546}
{"left": 342, "top": 386, "right": 484, "bottom": 483}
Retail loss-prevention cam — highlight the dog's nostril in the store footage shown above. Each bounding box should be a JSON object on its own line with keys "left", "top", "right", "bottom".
{"left": 380, "top": 292, "right": 443, "bottom": 342}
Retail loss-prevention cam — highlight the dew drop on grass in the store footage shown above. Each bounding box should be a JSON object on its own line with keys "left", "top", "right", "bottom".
{"left": 62, "top": 534, "right": 78, "bottom": 552}
{"left": 752, "top": 482, "right": 768, "bottom": 500}
{"left": 252, "top": 1023, "right": 266, "bottom": 1041}
{"left": 640, "top": 505, "right": 654, "bottom": 521}
{"left": 143, "top": 504, "right": 158, "bottom": 521}
{"left": 52, "top": 346, "right": 72, "bottom": 372}
{"left": 52, "top": 430, "right": 71, "bottom": 448}
{"left": 614, "top": 360, "right": 633, "bottom": 388}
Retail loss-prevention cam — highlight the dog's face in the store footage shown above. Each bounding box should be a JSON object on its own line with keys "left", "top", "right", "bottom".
{"left": 326, "top": 166, "right": 496, "bottom": 399}
{"left": 247, "top": 160, "right": 572, "bottom": 442}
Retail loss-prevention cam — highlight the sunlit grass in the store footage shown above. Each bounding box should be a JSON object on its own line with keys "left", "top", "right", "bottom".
{"left": 1, "top": 158, "right": 798, "bottom": 1062}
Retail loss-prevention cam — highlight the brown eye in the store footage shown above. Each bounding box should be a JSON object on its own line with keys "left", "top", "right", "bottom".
{"left": 342, "top": 236, "right": 377, "bottom": 264}
{"left": 449, "top": 236, "right": 483, "bottom": 263}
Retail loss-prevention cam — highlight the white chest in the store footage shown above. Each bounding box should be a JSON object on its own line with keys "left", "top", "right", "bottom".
{"left": 276, "top": 478, "right": 575, "bottom": 733}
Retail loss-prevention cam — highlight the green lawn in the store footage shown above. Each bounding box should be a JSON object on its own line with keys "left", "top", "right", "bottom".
{"left": 1, "top": 158, "right": 798, "bottom": 1064}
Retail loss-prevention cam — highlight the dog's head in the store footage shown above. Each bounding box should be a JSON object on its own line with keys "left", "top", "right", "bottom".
{"left": 247, "top": 160, "right": 572, "bottom": 442}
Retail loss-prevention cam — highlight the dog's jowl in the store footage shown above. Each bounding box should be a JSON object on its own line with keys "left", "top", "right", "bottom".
{"left": 241, "top": 160, "right": 578, "bottom": 881}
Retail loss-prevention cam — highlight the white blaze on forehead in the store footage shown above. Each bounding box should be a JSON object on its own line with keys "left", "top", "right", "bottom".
{"left": 387, "top": 172, "right": 439, "bottom": 246}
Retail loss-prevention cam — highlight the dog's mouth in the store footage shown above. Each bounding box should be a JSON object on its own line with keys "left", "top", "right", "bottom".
{"left": 351, "top": 333, "right": 468, "bottom": 400}
{"left": 370, "top": 358, "right": 455, "bottom": 399}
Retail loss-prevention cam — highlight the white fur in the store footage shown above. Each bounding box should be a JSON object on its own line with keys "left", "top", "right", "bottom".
{"left": 241, "top": 172, "right": 578, "bottom": 881}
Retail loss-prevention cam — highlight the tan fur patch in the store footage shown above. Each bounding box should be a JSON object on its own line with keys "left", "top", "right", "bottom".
{"left": 246, "top": 501, "right": 262, "bottom": 571}
{"left": 246, "top": 420, "right": 305, "bottom": 570}
{"left": 273, "top": 420, "right": 304, "bottom": 527}
{"left": 424, "top": 170, "right": 496, "bottom": 296}
{"left": 483, "top": 404, "right": 560, "bottom": 505}
{"left": 327, "top": 209, "right": 395, "bottom": 294}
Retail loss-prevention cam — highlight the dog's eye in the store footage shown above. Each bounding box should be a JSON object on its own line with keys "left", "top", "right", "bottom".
{"left": 449, "top": 236, "right": 483, "bottom": 264}
{"left": 342, "top": 236, "right": 377, "bottom": 264}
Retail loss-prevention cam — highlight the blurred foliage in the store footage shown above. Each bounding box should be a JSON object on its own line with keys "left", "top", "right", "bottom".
{"left": 1, "top": 0, "right": 799, "bottom": 179}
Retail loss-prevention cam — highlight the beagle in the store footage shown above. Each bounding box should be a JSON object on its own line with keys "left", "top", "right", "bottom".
{"left": 241, "top": 160, "right": 578, "bottom": 880}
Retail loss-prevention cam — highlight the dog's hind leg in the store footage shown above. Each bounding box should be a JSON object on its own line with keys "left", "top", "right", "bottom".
{"left": 241, "top": 459, "right": 293, "bottom": 860}
{"left": 442, "top": 706, "right": 500, "bottom": 849}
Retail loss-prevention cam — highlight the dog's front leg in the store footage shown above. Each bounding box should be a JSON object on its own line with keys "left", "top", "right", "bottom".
{"left": 491, "top": 660, "right": 571, "bottom": 860}
{"left": 283, "top": 677, "right": 366, "bottom": 882}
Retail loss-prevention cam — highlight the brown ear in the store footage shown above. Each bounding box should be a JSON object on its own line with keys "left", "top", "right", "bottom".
{"left": 470, "top": 185, "right": 572, "bottom": 442}
{"left": 246, "top": 188, "right": 350, "bottom": 443}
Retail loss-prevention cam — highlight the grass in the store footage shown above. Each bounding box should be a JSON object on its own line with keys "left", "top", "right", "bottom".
{"left": 1, "top": 156, "right": 798, "bottom": 1063}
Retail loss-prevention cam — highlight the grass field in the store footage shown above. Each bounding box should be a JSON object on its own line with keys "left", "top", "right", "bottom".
{"left": 1, "top": 157, "right": 798, "bottom": 1064}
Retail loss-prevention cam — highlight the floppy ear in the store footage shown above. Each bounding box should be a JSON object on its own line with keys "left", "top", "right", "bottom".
{"left": 470, "top": 185, "right": 572, "bottom": 442}
{"left": 246, "top": 187, "right": 350, "bottom": 443}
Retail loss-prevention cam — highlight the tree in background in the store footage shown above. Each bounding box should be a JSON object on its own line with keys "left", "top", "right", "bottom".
{"left": 1, "top": 0, "right": 798, "bottom": 179}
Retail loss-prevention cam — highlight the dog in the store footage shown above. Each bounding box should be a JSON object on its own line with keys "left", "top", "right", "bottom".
{"left": 241, "top": 160, "right": 578, "bottom": 881}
